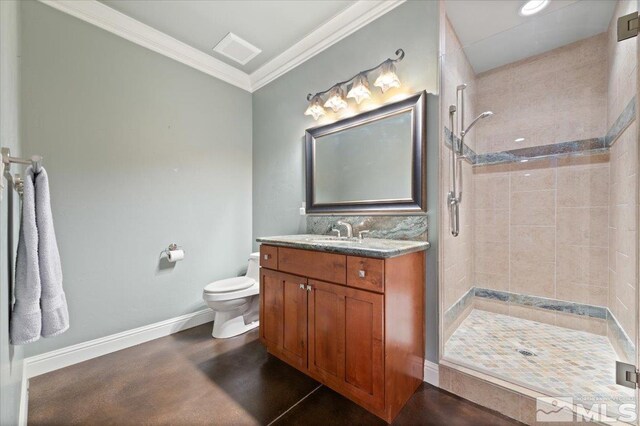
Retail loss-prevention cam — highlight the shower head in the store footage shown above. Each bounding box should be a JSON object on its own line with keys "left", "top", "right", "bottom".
{"left": 461, "top": 111, "right": 493, "bottom": 138}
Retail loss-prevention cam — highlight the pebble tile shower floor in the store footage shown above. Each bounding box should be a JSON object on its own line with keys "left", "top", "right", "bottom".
{"left": 444, "top": 309, "right": 635, "bottom": 416}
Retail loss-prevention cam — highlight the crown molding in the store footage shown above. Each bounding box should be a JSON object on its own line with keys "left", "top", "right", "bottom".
{"left": 249, "top": 0, "right": 406, "bottom": 91}
{"left": 38, "top": 0, "right": 405, "bottom": 93}
{"left": 39, "top": 0, "right": 252, "bottom": 91}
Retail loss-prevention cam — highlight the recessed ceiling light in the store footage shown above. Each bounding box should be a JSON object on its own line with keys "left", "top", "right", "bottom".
{"left": 520, "top": 159, "right": 529, "bottom": 163}
{"left": 519, "top": 0, "right": 549, "bottom": 16}
{"left": 515, "top": 137, "right": 525, "bottom": 142}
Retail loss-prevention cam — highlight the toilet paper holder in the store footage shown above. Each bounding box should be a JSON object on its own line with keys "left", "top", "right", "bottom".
{"left": 161, "top": 243, "right": 184, "bottom": 257}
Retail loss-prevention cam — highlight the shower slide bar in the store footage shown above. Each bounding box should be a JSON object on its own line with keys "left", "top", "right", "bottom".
{"left": 447, "top": 84, "right": 494, "bottom": 237}
{"left": 447, "top": 84, "right": 467, "bottom": 237}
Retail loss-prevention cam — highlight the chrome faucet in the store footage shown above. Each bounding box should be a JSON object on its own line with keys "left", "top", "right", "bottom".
{"left": 336, "top": 221, "right": 353, "bottom": 238}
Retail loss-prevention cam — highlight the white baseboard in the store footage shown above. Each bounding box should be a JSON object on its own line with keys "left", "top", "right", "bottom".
{"left": 18, "top": 362, "right": 28, "bottom": 426}
{"left": 25, "top": 309, "right": 214, "bottom": 378}
{"left": 424, "top": 360, "right": 439, "bottom": 387}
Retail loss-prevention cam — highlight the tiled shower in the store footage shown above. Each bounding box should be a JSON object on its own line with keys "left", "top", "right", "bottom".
{"left": 440, "top": 0, "right": 638, "bottom": 419}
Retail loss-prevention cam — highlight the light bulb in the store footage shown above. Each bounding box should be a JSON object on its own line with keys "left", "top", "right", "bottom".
{"left": 304, "top": 95, "right": 326, "bottom": 120}
{"left": 374, "top": 60, "right": 400, "bottom": 93}
{"left": 347, "top": 74, "right": 371, "bottom": 104}
{"left": 323, "top": 86, "right": 348, "bottom": 112}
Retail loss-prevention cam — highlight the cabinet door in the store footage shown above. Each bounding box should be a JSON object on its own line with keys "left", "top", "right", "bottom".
{"left": 307, "top": 280, "right": 346, "bottom": 388}
{"left": 260, "top": 269, "right": 308, "bottom": 370}
{"left": 343, "top": 287, "right": 384, "bottom": 411}
{"left": 308, "top": 280, "right": 384, "bottom": 410}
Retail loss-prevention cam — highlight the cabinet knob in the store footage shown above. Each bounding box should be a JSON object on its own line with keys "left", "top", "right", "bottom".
{"left": 306, "top": 285, "right": 312, "bottom": 292}
{"left": 299, "top": 284, "right": 305, "bottom": 289}
{"left": 359, "top": 270, "right": 366, "bottom": 278}
{"left": 263, "top": 254, "right": 271, "bottom": 260}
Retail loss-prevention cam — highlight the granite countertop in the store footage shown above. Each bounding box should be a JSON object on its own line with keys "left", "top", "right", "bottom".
{"left": 256, "top": 234, "right": 430, "bottom": 259}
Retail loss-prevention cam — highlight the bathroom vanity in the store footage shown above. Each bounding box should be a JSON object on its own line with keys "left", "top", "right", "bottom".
{"left": 256, "top": 235, "right": 428, "bottom": 423}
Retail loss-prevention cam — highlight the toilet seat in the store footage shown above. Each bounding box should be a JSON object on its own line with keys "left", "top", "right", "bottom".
{"left": 204, "top": 276, "right": 255, "bottom": 293}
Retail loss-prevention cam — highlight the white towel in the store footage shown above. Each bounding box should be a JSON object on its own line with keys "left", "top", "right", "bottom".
{"left": 10, "top": 166, "right": 42, "bottom": 344}
{"left": 35, "top": 167, "right": 68, "bottom": 338}
{"left": 10, "top": 166, "right": 68, "bottom": 344}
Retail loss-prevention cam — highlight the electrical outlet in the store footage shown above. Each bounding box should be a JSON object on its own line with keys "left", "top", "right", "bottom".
{"left": 299, "top": 202, "right": 306, "bottom": 215}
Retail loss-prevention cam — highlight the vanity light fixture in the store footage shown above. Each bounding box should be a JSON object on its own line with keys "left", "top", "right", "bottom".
{"left": 324, "top": 85, "right": 348, "bottom": 112}
{"left": 519, "top": 0, "right": 549, "bottom": 16}
{"left": 347, "top": 73, "right": 371, "bottom": 104}
{"left": 304, "top": 94, "right": 326, "bottom": 120}
{"left": 304, "top": 49, "right": 404, "bottom": 120}
{"left": 374, "top": 59, "right": 401, "bottom": 92}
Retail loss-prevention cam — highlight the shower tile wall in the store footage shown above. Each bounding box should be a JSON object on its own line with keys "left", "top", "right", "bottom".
{"left": 441, "top": 18, "right": 476, "bottom": 311}
{"left": 474, "top": 33, "right": 607, "bottom": 154}
{"left": 473, "top": 26, "right": 609, "bottom": 306}
{"left": 444, "top": 3, "right": 638, "bottom": 348}
{"left": 473, "top": 155, "right": 610, "bottom": 305}
{"left": 607, "top": 0, "right": 638, "bottom": 345}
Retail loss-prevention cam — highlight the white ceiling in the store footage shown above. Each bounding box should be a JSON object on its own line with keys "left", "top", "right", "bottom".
{"left": 445, "top": 0, "right": 617, "bottom": 73}
{"left": 100, "top": 0, "right": 356, "bottom": 74}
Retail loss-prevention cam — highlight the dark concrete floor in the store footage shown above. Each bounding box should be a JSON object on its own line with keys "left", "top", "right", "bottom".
{"left": 28, "top": 323, "right": 521, "bottom": 425}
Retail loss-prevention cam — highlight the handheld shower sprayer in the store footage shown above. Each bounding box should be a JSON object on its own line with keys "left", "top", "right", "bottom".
{"left": 460, "top": 111, "right": 494, "bottom": 141}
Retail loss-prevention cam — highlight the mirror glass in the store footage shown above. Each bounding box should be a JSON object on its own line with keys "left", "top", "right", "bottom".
{"left": 314, "top": 111, "right": 413, "bottom": 204}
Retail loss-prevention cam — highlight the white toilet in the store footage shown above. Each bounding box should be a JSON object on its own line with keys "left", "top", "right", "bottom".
{"left": 202, "top": 253, "right": 260, "bottom": 338}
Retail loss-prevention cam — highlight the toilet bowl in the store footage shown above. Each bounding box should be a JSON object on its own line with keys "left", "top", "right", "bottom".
{"left": 203, "top": 253, "right": 260, "bottom": 338}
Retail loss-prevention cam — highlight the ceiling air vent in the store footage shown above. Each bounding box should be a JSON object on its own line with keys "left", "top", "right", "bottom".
{"left": 213, "top": 32, "right": 261, "bottom": 65}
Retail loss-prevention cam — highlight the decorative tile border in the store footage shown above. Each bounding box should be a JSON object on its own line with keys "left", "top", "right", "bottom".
{"left": 607, "top": 311, "right": 635, "bottom": 363}
{"left": 443, "top": 96, "right": 636, "bottom": 166}
{"left": 444, "top": 287, "right": 636, "bottom": 363}
{"left": 443, "top": 286, "right": 474, "bottom": 330}
{"left": 474, "top": 287, "right": 607, "bottom": 319}
{"left": 305, "top": 215, "right": 428, "bottom": 241}
{"left": 474, "top": 139, "right": 607, "bottom": 166}
{"left": 606, "top": 96, "right": 636, "bottom": 147}
{"left": 443, "top": 127, "right": 476, "bottom": 164}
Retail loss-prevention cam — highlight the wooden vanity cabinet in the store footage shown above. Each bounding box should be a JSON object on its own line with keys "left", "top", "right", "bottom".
{"left": 259, "top": 245, "right": 425, "bottom": 423}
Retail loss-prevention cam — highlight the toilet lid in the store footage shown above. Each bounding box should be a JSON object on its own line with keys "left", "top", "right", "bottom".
{"left": 204, "top": 276, "right": 255, "bottom": 293}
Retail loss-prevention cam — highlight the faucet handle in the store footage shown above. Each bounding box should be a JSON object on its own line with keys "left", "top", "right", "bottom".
{"left": 331, "top": 228, "right": 341, "bottom": 238}
{"left": 358, "top": 230, "right": 370, "bottom": 240}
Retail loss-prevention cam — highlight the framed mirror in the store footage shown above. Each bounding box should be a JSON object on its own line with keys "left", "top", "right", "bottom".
{"left": 305, "top": 91, "right": 426, "bottom": 214}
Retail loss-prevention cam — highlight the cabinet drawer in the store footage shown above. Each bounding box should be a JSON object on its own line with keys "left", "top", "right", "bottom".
{"left": 347, "top": 256, "right": 384, "bottom": 293}
{"left": 260, "top": 245, "right": 278, "bottom": 269}
{"left": 279, "top": 247, "right": 346, "bottom": 284}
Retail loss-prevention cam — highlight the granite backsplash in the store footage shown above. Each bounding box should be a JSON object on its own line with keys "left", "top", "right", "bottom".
{"left": 305, "top": 215, "right": 428, "bottom": 241}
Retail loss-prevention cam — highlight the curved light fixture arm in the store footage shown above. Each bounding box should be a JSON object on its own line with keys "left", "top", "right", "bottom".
{"left": 306, "top": 49, "right": 405, "bottom": 101}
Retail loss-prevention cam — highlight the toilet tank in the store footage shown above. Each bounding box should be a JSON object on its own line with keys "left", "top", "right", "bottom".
{"left": 246, "top": 252, "right": 260, "bottom": 281}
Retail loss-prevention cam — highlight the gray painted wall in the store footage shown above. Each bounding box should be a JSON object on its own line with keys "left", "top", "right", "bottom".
{"left": 1, "top": 1, "right": 25, "bottom": 423}
{"left": 252, "top": 1, "right": 440, "bottom": 362}
{"left": 20, "top": 1, "right": 253, "bottom": 357}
